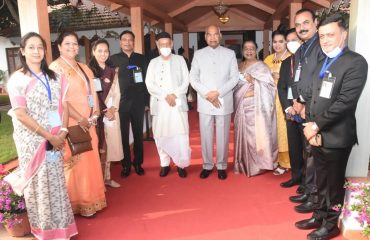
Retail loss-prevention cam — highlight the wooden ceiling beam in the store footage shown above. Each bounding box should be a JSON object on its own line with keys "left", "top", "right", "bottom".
{"left": 169, "top": 0, "right": 275, "bottom": 17}
{"left": 264, "top": 0, "right": 303, "bottom": 29}
{"left": 230, "top": 8, "right": 265, "bottom": 25}
{"left": 309, "top": 0, "right": 331, "bottom": 8}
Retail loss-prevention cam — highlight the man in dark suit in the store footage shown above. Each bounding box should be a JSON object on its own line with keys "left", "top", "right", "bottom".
{"left": 289, "top": 8, "right": 325, "bottom": 214}
{"left": 295, "top": 14, "right": 368, "bottom": 240}
{"left": 278, "top": 28, "right": 305, "bottom": 188}
{"left": 111, "top": 30, "right": 149, "bottom": 177}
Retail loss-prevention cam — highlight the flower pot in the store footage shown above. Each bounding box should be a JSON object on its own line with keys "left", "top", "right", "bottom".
{"left": 4, "top": 212, "right": 31, "bottom": 237}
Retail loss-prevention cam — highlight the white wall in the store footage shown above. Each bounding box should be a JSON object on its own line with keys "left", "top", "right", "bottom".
{"left": 0, "top": 37, "right": 19, "bottom": 73}
{"left": 346, "top": 0, "right": 370, "bottom": 177}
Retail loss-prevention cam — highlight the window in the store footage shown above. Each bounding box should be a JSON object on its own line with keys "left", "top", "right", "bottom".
{"left": 6, "top": 47, "right": 20, "bottom": 75}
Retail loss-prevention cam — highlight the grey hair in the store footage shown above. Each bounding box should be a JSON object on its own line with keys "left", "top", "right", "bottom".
{"left": 205, "top": 25, "right": 222, "bottom": 37}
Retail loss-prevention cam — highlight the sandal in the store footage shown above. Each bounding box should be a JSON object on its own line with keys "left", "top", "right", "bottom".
{"left": 273, "top": 166, "right": 287, "bottom": 175}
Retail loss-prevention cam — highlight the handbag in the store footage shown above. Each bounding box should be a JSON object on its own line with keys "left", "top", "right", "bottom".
{"left": 66, "top": 63, "right": 94, "bottom": 156}
{"left": 66, "top": 125, "right": 93, "bottom": 155}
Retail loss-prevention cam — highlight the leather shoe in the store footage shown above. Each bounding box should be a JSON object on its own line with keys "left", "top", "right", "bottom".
{"left": 134, "top": 164, "right": 145, "bottom": 176}
{"left": 307, "top": 226, "right": 340, "bottom": 240}
{"left": 218, "top": 170, "right": 227, "bottom": 180}
{"left": 295, "top": 217, "right": 322, "bottom": 230}
{"left": 295, "top": 201, "right": 318, "bottom": 213}
{"left": 280, "top": 179, "right": 300, "bottom": 188}
{"left": 296, "top": 185, "right": 305, "bottom": 194}
{"left": 289, "top": 194, "right": 309, "bottom": 203}
{"left": 177, "top": 167, "right": 187, "bottom": 178}
{"left": 200, "top": 169, "right": 212, "bottom": 179}
{"left": 121, "top": 166, "right": 131, "bottom": 178}
{"left": 159, "top": 166, "right": 170, "bottom": 177}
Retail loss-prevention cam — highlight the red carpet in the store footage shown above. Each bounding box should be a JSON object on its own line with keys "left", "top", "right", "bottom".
{"left": 73, "top": 109, "right": 343, "bottom": 240}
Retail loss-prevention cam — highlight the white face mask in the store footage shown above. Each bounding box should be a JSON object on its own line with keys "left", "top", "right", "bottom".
{"left": 322, "top": 33, "right": 345, "bottom": 58}
{"left": 287, "top": 41, "right": 301, "bottom": 54}
{"left": 159, "top": 47, "right": 171, "bottom": 57}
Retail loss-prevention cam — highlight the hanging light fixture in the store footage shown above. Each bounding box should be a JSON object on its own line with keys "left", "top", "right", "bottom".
{"left": 213, "top": 1, "right": 229, "bottom": 17}
{"left": 219, "top": 14, "right": 230, "bottom": 24}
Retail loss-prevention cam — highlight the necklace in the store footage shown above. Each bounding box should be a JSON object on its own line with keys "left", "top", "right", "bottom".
{"left": 272, "top": 49, "right": 287, "bottom": 64}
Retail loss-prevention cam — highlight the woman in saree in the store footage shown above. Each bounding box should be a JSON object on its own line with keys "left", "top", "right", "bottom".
{"left": 6, "top": 32, "right": 77, "bottom": 239}
{"left": 264, "top": 25, "right": 291, "bottom": 175}
{"left": 49, "top": 31, "right": 106, "bottom": 218}
{"left": 88, "top": 39, "right": 123, "bottom": 188}
{"left": 234, "top": 40, "right": 278, "bottom": 177}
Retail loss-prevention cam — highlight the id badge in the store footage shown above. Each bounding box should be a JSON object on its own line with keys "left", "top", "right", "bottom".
{"left": 287, "top": 87, "right": 293, "bottom": 100}
{"left": 133, "top": 68, "right": 143, "bottom": 83}
{"left": 294, "top": 65, "right": 301, "bottom": 82}
{"left": 87, "top": 94, "right": 94, "bottom": 108}
{"left": 46, "top": 151, "right": 61, "bottom": 162}
{"left": 319, "top": 76, "right": 336, "bottom": 99}
{"left": 48, "top": 111, "right": 61, "bottom": 128}
{"left": 93, "top": 78, "right": 103, "bottom": 92}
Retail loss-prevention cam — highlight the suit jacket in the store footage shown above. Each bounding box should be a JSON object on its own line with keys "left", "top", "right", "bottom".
{"left": 292, "top": 34, "right": 324, "bottom": 104}
{"left": 189, "top": 46, "right": 239, "bottom": 115}
{"left": 310, "top": 47, "right": 368, "bottom": 148}
{"left": 278, "top": 56, "right": 294, "bottom": 113}
{"left": 110, "top": 51, "right": 149, "bottom": 113}
{"left": 145, "top": 54, "right": 189, "bottom": 115}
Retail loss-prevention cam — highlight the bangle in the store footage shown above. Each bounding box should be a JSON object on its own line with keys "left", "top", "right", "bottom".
{"left": 60, "top": 127, "right": 69, "bottom": 133}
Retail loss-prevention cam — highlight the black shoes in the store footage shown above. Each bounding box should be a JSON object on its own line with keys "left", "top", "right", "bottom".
{"left": 289, "top": 194, "right": 309, "bottom": 203}
{"left": 296, "top": 185, "right": 305, "bottom": 194}
{"left": 177, "top": 167, "right": 187, "bottom": 178}
{"left": 295, "top": 201, "right": 318, "bottom": 213}
{"left": 295, "top": 217, "right": 322, "bottom": 230}
{"left": 134, "top": 164, "right": 145, "bottom": 176}
{"left": 280, "top": 179, "right": 300, "bottom": 188}
{"left": 307, "top": 226, "right": 340, "bottom": 240}
{"left": 200, "top": 169, "right": 212, "bottom": 179}
{"left": 159, "top": 166, "right": 170, "bottom": 177}
{"left": 218, "top": 170, "right": 227, "bottom": 180}
{"left": 121, "top": 166, "right": 131, "bottom": 178}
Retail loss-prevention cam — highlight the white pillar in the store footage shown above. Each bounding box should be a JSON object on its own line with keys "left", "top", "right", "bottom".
{"left": 346, "top": 0, "right": 370, "bottom": 177}
{"left": 18, "top": 0, "right": 52, "bottom": 62}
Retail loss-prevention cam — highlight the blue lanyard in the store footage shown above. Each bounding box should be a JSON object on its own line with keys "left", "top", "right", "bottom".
{"left": 299, "top": 35, "right": 317, "bottom": 64}
{"left": 30, "top": 71, "right": 52, "bottom": 103}
{"left": 319, "top": 50, "right": 343, "bottom": 78}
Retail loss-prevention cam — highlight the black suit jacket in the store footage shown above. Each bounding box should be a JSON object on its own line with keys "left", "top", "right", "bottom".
{"left": 292, "top": 34, "right": 325, "bottom": 104}
{"left": 278, "top": 56, "right": 294, "bottom": 113}
{"left": 309, "top": 47, "right": 368, "bottom": 148}
{"left": 111, "top": 51, "right": 149, "bottom": 113}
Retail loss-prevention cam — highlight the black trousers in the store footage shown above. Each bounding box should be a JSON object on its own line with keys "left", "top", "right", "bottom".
{"left": 119, "top": 106, "right": 145, "bottom": 168}
{"left": 300, "top": 125, "right": 317, "bottom": 199}
{"left": 311, "top": 146, "right": 352, "bottom": 229}
{"left": 286, "top": 120, "right": 304, "bottom": 182}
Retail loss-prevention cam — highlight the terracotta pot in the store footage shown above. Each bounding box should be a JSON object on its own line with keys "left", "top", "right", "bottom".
{"left": 4, "top": 212, "right": 31, "bottom": 237}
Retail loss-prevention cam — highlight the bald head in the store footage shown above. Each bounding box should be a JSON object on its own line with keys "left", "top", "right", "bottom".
{"left": 205, "top": 25, "right": 222, "bottom": 48}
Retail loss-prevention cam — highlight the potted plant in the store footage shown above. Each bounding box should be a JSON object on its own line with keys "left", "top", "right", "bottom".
{"left": 0, "top": 164, "right": 31, "bottom": 237}
{"left": 342, "top": 180, "right": 370, "bottom": 239}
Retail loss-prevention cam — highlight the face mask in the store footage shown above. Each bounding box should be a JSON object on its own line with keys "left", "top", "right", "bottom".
{"left": 322, "top": 33, "right": 345, "bottom": 58}
{"left": 287, "top": 41, "right": 301, "bottom": 54}
{"left": 159, "top": 48, "right": 171, "bottom": 57}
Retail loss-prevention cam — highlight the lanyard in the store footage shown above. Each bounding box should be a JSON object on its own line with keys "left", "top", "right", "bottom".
{"left": 60, "top": 56, "right": 90, "bottom": 94}
{"left": 290, "top": 57, "right": 294, "bottom": 79}
{"left": 299, "top": 35, "right": 317, "bottom": 64}
{"left": 31, "top": 71, "right": 52, "bottom": 103}
{"left": 319, "top": 50, "right": 343, "bottom": 78}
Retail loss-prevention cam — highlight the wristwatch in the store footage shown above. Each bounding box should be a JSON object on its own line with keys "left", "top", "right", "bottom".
{"left": 60, "top": 127, "right": 69, "bottom": 133}
{"left": 311, "top": 123, "right": 319, "bottom": 131}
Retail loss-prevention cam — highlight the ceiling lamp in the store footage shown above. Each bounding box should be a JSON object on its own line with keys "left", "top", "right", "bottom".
{"left": 213, "top": 1, "right": 229, "bottom": 17}
{"left": 219, "top": 14, "right": 230, "bottom": 24}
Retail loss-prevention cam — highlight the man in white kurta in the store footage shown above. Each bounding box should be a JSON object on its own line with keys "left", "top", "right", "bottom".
{"left": 146, "top": 32, "right": 191, "bottom": 178}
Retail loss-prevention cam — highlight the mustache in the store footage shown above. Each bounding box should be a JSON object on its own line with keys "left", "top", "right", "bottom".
{"left": 299, "top": 29, "right": 308, "bottom": 34}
